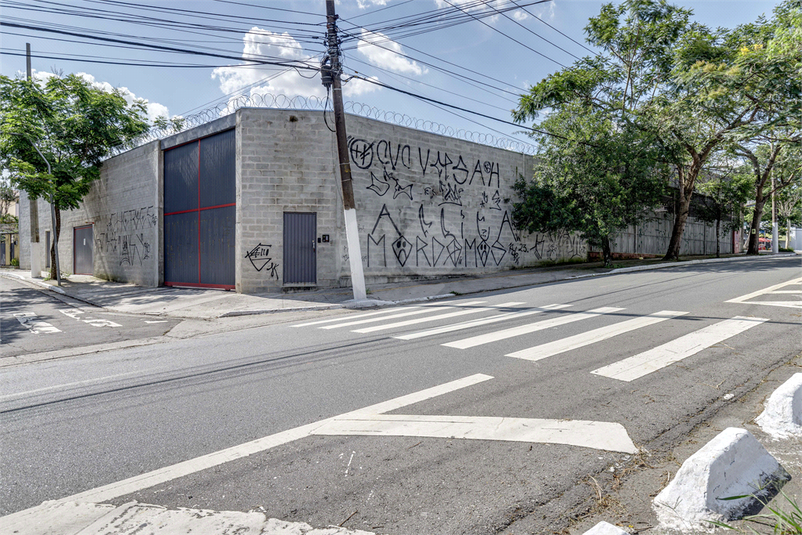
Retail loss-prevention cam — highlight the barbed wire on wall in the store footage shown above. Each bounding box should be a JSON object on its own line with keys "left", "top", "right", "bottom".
{"left": 111, "top": 92, "right": 537, "bottom": 156}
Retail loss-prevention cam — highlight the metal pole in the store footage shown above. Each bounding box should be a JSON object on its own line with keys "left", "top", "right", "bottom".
{"left": 26, "top": 43, "right": 32, "bottom": 80}
{"left": 24, "top": 137, "right": 61, "bottom": 285}
{"left": 771, "top": 174, "right": 778, "bottom": 254}
{"left": 325, "top": 0, "right": 366, "bottom": 301}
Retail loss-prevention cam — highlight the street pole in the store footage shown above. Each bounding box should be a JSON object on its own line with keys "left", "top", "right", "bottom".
{"left": 14, "top": 132, "right": 61, "bottom": 285}
{"left": 26, "top": 43, "right": 32, "bottom": 80}
{"left": 25, "top": 43, "right": 42, "bottom": 279}
{"left": 325, "top": 0, "right": 366, "bottom": 301}
{"left": 771, "top": 174, "right": 778, "bottom": 254}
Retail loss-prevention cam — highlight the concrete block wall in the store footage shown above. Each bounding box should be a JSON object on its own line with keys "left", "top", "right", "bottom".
{"left": 236, "top": 108, "right": 341, "bottom": 294}
{"left": 58, "top": 141, "right": 161, "bottom": 286}
{"left": 343, "top": 115, "right": 586, "bottom": 285}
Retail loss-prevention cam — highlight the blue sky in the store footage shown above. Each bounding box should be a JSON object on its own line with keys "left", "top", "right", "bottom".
{"left": 1, "top": 1, "right": 781, "bottom": 147}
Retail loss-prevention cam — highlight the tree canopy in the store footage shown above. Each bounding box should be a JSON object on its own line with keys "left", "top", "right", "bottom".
{"left": 0, "top": 73, "right": 150, "bottom": 277}
{"left": 514, "top": 0, "right": 801, "bottom": 260}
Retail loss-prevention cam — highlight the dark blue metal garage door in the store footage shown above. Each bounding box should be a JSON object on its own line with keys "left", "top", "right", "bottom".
{"left": 164, "top": 129, "right": 235, "bottom": 289}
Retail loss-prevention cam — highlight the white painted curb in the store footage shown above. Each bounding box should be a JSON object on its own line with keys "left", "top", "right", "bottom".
{"left": 582, "top": 520, "right": 630, "bottom": 534}
{"left": 653, "top": 427, "right": 789, "bottom": 532}
{"left": 756, "top": 373, "right": 802, "bottom": 439}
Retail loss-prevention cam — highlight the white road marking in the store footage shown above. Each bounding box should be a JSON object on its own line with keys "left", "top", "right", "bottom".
{"left": 394, "top": 304, "right": 571, "bottom": 340}
{"left": 145, "top": 320, "right": 169, "bottom": 324}
{"left": 0, "top": 371, "right": 142, "bottom": 401}
{"left": 291, "top": 307, "right": 421, "bottom": 328}
{"left": 768, "top": 290, "right": 802, "bottom": 294}
{"left": 591, "top": 316, "right": 769, "bottom": 382}
{"left": 59, "top": 309, "right": 121, "bottom": 328}
{"left": 56, "top": 374, "right": 494, "bottom": 504}
{"left": 443, "top": 307, "right": 624, "bottom": 350}
{"left": 13, "top": 312, "right": 61, "bottom": 334}
{"left": 506, "top": 310, "right": 688, "bottom": 362}
{"left": 84, "top": 318, "right": 122, "bottom": 328}
{"left": 60, "top": 309, "right": 84, "bottom": 320}
{"left": 352, "top": 301, "right": 526, "bottom": 334}
{"left": 726, "top": 277, "right": 802, "bottom": 309}
{"left": 320, "top": 300, "right": 487, "bottom": 329}
{"left": 314, "top": 414, "right": 637, "bottom": 454}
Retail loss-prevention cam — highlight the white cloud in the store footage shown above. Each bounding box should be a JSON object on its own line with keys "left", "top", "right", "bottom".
{"left": 212, "top": 26, "right": 379, "bottom": 106}
{"left": 513, "top": 10, "right": 528, "bottom": 21}
{"left": 70, "top": 71, "right": 171, "bottom": 123}
{"left": 353, "top": 0, "right": 388, "bottom": 8}
{"left": 357, "top": 29, "right": 427, "bottom": 76}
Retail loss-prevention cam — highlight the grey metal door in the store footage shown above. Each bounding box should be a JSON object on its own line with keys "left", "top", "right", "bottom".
{"left": 283, "top": 212, "right": 316, "bottom": 284}
{"left": 74, "top": 225, "right": 93, "bottom": 275}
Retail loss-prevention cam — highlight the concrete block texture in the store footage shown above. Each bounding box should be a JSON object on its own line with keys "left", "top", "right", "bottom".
{"left": 58, "top": 141, "right": 161, "bottom": 286}
{"left": 756, "top": 373, "right": 802, "bottom": 438}
{"left": 653, "top": 427, "right": 790, "bottom": 532}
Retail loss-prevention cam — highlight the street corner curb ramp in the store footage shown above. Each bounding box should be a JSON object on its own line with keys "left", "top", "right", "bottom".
{"left": 582, "top": 520, "right": 630, "bottom": 534}
{"left": 652, "top": 427, "right": 790, "bottom": 532}
{"left": 0, "top": 500, "right": 376, "bottom": 535}
{"left": 756, "top": 372, "right": 802, "bottom": 439}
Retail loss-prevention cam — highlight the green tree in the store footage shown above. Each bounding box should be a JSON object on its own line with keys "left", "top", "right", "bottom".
{"left": 513, "top": 103, "right": 668, "bottom": 267}
{"left": 694, "top": 162, "right": 752, "bottom": 258}
{"left": 514, "top": 0, "right": 800, "bottom": 260}
{"left": 0, "top": 73, "right": 149, "bottom": 278}
{"left": 736, "top": 137, "right": 802, "bottom": 254}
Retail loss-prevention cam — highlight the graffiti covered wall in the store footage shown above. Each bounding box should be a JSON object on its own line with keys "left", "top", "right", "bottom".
{"left": 344, "top": 117, "right": 586, "bottom": 283}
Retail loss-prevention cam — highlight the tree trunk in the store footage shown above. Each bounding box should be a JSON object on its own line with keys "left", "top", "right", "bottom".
{"left": 663, "top": 186, "right": 692, "bottom": 260}
{"left": 746, "top": 199, "right": 765, "bottom": 255}
{"left": 601, "top": 235, "right": 613, "bottom": 268}
{"left": 50, "top": 207, "right": 60, "bottom": 279}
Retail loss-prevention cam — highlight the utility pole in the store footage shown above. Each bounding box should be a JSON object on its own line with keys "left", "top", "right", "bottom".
{"left": 324, "top": 0, "right": 367, "bottom": 301}
{"left": 26, "top": 43, "right": 42, "bottom": 279}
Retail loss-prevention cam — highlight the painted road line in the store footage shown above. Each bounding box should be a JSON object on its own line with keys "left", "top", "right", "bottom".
{"left": 13, "top": 312, "right": 62, "bottom": 334}
{"left": 145, "top": 320, "right": 169, "bottom": 324}
{"left": 352, "top": 301, "right": 527, "bottom": 334}
{"left": 591, "top": 316, "right": 769, "bottom": 382}
{"left": 55, "top": 374, "right": 494, "bottom": 504}
{"left": 59, "top": 309, "right": 122, "bottom": 328}
{"left": 726, "top": 277, "right": 802, "bottom": 309}
{"left": 320, "top": 300, "right": 487, "bottom": 329}
{"left": 395, "top": 304, "right": 571, "bottom": 341}
{"left": 313, "top": 414, "right": 637, "bottom": 454}
{"left": 507, "top": 310, "right": 688, "bottom": 362}
{"left": 769, "top": 290, "right": 802, "bottom": 294}
{"left": 443, "top": 307, "right": 624, "bottom": 350}
{"left": 291, "top": 307, "right": 421, "bottom": 328}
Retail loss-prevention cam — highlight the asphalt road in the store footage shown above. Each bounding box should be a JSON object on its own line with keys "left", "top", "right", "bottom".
{"left": 1, "top": 257, "right": 800, "bottom": 534}
{"left": 0, "top": 277, "right": 180, "bottom": 359}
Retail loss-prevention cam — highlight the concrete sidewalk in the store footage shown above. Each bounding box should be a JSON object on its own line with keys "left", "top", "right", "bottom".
{"left": 2, "top": 253, "right": 793, "bottom": 320}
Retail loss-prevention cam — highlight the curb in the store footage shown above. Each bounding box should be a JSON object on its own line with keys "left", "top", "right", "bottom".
{"left": 652, "top": 427, "right": 790, "bottom": 531}
{"left": 1, "top": 271, "right": 67, "bottom": 295}
{"left": 756, "top": 373, "right": 802, "bottom": 439}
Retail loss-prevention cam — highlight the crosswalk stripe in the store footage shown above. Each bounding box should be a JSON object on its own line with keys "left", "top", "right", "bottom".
{"left": 319, "top": 300, "right": 487, "bottom": 330}
{"left": 351, "top": 302, "right": 524, "bottom": 334}
{"left": 506, "top": 310, "right": 687, "bottom": 362}
{"left": 443, "top": 306, "right": 624, "bottom": 350}
{"left": 590, "top": 316, "right": 769, "bottom": 382}
{"left": 291, "top": 306, "right": 421, "bottom": 328}
{"left": 394, "top": 304, "right": 571, "bottom": 340}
